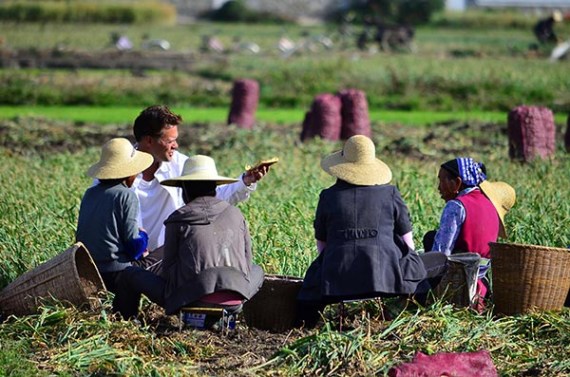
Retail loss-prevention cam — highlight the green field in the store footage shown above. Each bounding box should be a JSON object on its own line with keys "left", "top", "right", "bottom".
{"left": 1, "top": 19, "right": 569, "bottom": 113}
{"left": 0, "top": 105, "right": 518, "bottom": 125}
{"left": 1, "top": 12, "right": 570, "bottom": 377}
{"left": 1, "top": 113, "right": 569, "bottom": 376}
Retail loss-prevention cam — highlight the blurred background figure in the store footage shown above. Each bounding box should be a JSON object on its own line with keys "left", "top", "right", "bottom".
{"left": 277, "top": 35, "right": 296, "bottom": 56}
{"left": 201, "top": 34, "right": 225, "bottom": 53}
{"left": 141, "top": 34, "right": 171, "bottom": 51}
{"left": 231, "top": 36, "right": 260, "bottom": 54}
{"left": 375, "top": 24, "right": 415, "bottom": 52}
{"left": 533, "top": 10, "right": 563, "bottom": 44}
{"left": 111, "top": 32, "right": 133, "bottom": 51}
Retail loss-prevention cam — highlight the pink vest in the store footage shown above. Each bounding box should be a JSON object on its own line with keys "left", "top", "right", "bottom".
{"left": 455, "top": 190, "right": 499, "bottom": 259}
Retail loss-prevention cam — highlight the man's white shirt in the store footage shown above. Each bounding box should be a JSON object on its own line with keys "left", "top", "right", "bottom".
{"left": 132, "top": 150, "right": 256, "bottom": 251}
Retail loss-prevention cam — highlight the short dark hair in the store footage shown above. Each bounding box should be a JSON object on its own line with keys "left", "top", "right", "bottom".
{"left": 133, "top": 105, "right": 182, "bottom": 142}
{"left": 441, "top": 159, "right": 460, "bottom": 178}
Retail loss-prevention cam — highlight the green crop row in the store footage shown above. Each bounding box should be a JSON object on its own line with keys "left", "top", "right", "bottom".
{"left": 0, "top": 51, "right": 568, "bottom": 113}
{"left": 0, "top": 1, "right": 176, "bottom": 24}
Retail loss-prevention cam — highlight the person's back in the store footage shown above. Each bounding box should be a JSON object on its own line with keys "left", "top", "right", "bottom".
{"left": 77, "top": 180, "right": 141, "bottom": 273}
{"left": 75, "top": 138, "right": 165, "bottom": 320}
{"left": 296, "top": 135, "right": 448, "bottom": 328}
{"left": 158, "top": 155, "right": 264, "bottom": 315}
{"left": 316, "top": 181, "right": 422, "bottom": 297}
{"left": 76, "top": 138, "right": 153, "bottom": 273}
{"left": 534, "top": 11, "right": 563, "bottom": 44}
{"left": 161, "top": 196, "right": 253, "bottom": 314}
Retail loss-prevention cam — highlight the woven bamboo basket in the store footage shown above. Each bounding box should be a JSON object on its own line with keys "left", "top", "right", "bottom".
{"left": 0, "top": 242, "right": 106, "bottom": 317}
{"left": 243, "top": 274, "right": 303, "bottom": 332}
{"left": 490, "top": 242, "right": 570, "bottom": 315}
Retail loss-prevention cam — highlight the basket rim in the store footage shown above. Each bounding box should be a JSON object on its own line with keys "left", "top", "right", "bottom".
{"left": 263, "top": 274, "right": 303, "bottom": 282}
{"left": 489, "top": 242, "right": 570, "bottom": 253}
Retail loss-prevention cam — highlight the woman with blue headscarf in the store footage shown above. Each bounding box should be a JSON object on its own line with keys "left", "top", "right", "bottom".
{"left": 423, "top": 157, "right": 499, "bottom": 306}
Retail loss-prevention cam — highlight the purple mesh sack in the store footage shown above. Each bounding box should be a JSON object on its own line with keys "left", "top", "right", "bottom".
{"left": 388, "top": 350, "right": 498, "bottom": 377}
{"left": 311, "top": 93, "right": 342, "bottom": 141}
{"left": 228, "top": 79, "right": 259, "bottom": 129}
{"left": 507, "top": 105, "right": 555, "bottom": 162}
{"left": 338, "top": 88, "right": 371, "bottom": 139}
{"left": 564, "top": 114, "right": 570, "bottom": 153}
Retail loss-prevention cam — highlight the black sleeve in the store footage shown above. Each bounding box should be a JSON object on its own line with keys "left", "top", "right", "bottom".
{"left": 393, "top": 186, "right": 413, "bottom": 236}
{"left": 314, "top": 192, "right": 327, "bottom": 242}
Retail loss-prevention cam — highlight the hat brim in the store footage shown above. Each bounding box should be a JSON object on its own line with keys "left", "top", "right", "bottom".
{"left": 161, "top": 174, "right": 238, "bottom": 187}
{"left": 321, "top": 150, "right": 392, "bottom": 185}
{"left": 480, "top": 180, "right": 515, "bottom": 238}
{"left": 87, "top": 150, "right": 153, "bottom": 180}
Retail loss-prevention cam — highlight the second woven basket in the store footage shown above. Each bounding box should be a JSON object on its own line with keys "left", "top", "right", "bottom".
{"left": 490, "top": 242, "right": 570, "bottom": 315}
{"left": 243, "top": 274, "right": 303, "bottom": 332}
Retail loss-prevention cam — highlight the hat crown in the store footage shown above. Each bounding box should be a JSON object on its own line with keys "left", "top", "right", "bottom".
{"left": 343, "top": 135, "right": 376, "bottom": 164}
{"left": 182, "top": 155, "right": 219, "bottom": 178}
{"left": 495, "top": 182, "right": 516, "bottom": 210}
{"left": 100, "top": 138, "right": 136, "bottom": 164}
{"left": 88, "top": 137, "right": 152, "bottom": 179}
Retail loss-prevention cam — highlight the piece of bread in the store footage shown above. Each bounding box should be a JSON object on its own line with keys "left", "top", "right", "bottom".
{"left": 245, "top": 157, "right": 279, "bottom": 171}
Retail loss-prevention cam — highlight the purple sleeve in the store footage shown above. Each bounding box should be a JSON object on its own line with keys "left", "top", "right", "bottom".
{"left": 432, "top": 200, "right": 466, "bottom": 255}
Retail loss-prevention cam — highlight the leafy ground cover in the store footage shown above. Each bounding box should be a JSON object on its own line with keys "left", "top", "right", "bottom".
{"left": 0, "top": 115, "right": 569, "bottom": 376}
{"left": 1, "top": 12, "right": 570, "bottom": 376}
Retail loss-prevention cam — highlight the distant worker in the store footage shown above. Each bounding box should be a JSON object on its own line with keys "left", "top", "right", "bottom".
{"left": 110, "top": 32, "right": 133, "bottom": 51}
{"left": 141, "top": 34, "right": 171, "bottom": 51}
{"left": 534, "top": 10, "right": 563, "bottom": 44}
{"left": 201, "top": 35, "right": 224, "bottom": 53}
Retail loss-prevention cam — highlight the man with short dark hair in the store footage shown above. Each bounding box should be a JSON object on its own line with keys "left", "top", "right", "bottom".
{"left": 131, "top": 105, "right": 269, "bottom": 272}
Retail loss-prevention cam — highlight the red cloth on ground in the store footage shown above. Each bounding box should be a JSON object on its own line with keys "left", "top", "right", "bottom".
{"left": 388, "top": 350, "right": 498, "bottom": 377}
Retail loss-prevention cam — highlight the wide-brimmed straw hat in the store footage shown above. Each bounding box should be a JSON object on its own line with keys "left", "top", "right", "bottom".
{"left": 479, "top": 180, "right": 516, "bottom": 238}
{"left": 320, "top": 135, "right": 392, "bottom": 185}
{"left": 87, "top": 138, "right": 153, "bottom": 180}
{"left": 161, "top": 155, "right": 238, "bottom": 187}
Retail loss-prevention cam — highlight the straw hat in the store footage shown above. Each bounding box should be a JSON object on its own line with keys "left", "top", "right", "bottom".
{"left": 479, "top": 180, "right": 516, "bottom": 238}
{"left": 87, "top": 138, "right": 153, "bottom": 180}
{"left": 161, "top": 155, "right": 238, "bottom": 187}
{"left": 553, "top": 10, "right": 563, "bottom": 22}
{"left": 320, "top": 135, "right": 392, "bottom": 185}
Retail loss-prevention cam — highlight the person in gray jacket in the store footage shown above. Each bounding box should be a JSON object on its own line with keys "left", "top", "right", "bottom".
{"left": 159, "top": 155, "right": 265, "bottom": 316}
{"left": 76, "top": 138, "right": 165, "bottom": 319}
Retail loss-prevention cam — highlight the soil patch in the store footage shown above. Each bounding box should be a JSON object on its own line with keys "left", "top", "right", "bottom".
{"left": 140, "top": 304, "right": 308, "bottom": 376}
{"left": 0, "top": 116, "right": 512, "bottom": 161}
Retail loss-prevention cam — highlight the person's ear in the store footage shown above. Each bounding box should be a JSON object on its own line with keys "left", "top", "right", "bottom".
{"left": 138, "top": 135, "right": 153, "bottom": 148}
{"left": 454, "top": 177, "right": 463, "bottom": 193}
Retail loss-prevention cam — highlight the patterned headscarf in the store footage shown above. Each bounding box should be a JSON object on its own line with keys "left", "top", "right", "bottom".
{"left": 441, "top": 157, "right": 487, "bottom": 187}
